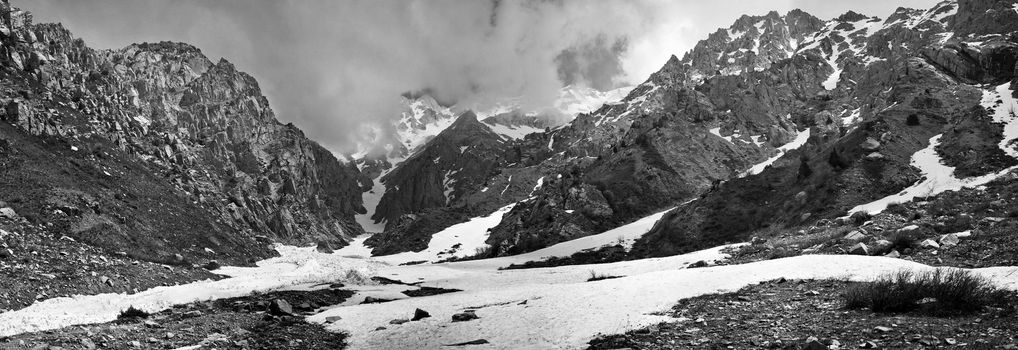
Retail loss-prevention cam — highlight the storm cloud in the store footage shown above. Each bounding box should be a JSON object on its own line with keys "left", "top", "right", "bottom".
{"left": 16, "top": 0, "right": 937, "bottom": 154}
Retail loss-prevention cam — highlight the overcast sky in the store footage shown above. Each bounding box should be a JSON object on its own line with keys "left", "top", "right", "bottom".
{"left": 16, "top": 0, "right": 937, "bottom": 154}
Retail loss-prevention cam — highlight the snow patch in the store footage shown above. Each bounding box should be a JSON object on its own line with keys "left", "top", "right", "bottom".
{"left": 740, "top": 128, "right": 811, "bottom": 177}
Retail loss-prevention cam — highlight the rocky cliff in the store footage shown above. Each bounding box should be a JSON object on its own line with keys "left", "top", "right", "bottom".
{"left": 0, "top": 1, "right": 367, "bottom": 264}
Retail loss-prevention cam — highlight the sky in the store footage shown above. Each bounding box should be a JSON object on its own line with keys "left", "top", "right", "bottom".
{"left": 15, "top": 0, "right": 938, "bottom": 154}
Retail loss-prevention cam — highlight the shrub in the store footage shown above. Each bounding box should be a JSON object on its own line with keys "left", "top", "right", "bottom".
{"left": 906, "top": 114, "right": 921, "bottom": 126}
{"left": 767, "top": 247, "right": 799, "bottom": 260}
{"left": 117, "top": 306, "right": 150, "bottom": 320}
{"left": 843, "top": 269, "right": 1011, "bottom": 315}
{"left": 587, "top": 270, "right": 622, "bottom": 282}
{"left": 885, "top": 230, "right": 920, "bottom": 254}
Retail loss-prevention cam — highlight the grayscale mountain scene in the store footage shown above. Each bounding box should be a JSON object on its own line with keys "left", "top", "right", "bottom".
{"left": 1, "top": 0, "right": 1018, "bottom": 349}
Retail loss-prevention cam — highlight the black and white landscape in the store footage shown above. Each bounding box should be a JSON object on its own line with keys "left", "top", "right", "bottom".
{"left": 2, "top": 0, "right": 1018, "bottom": 349}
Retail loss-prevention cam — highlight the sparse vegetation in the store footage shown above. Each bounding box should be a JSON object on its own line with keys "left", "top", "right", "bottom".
{"left": 117, "top": 306, "right": 150, "bottom": 320}
{"left": 587, "top": 270, "right": 623, "bottom": 282}
{"left": 843, "top": 269, "right": 1013, "bottom": 315}
{"left": 875, "top": 229, "right": 920, "bottom": 255}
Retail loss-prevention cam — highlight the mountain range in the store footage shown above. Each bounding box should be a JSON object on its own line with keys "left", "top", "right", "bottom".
{"left": 2, "top": 0, "right": 1018, "bottom": 348}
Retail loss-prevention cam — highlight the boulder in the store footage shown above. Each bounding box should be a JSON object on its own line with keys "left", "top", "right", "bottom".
{"left": 898, "top": 225, "right": 919, "bottom": 232}
{"left": 687, "top": 260, "right": 709, "bottom": 268}
{"left": 202, "top": 260, "right": 221, "bottom": 270}
{"left": 362, "top": 296, "right": 394, "bottom": 304}
{"left": 884, "top": 250, "right": 901, "bottom": 258}
{"left": 872, "top": 239, "right": 892, "bottom": 252}
{"left": 316, "top": 241, "right": 334, "bottom": 254}
{"left": 451, "top": 310, "right": 479, "bottom": 322}
{"left": 920, "top": 239, "right": 940, "bottom": 249}
{"left": 860, "top": 137, "right": 881, "bottom": 151}
{"left": 803, "top": 339, "right": 827, "bottom": 350}
{"left": 939, "top": 233, "right": 960, "bottom": 247}
{"left": 843, "top": 230, "right": 867, "bottom": 241}
{"left": 411, "top": 308, "right": 431, "bottom": 321}
{"left": 849, "top": 243, "right": 869, "bottom": 255}
{"left": 850, "top": 211, "right": 870, "bottom": 224}
{"left": 0, "top": 207, "right": 17, "bottom": 219}
{"left": 269, "top": 299, "right": 293, "bottom": 316}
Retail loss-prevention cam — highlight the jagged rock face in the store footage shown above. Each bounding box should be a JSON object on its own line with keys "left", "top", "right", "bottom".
{"left": 683, "top": 10, "right": 824, "bottom": 84}
{"left": 952, "top": 0, "right": 1018, "bottom": 36}
{"left": 370, "top": 112, "right": 512, "bottom": 228}
{"left": 632, "top": 0, "right": 1018, "bottom": 257}
{"left": 0, "top": 1, "right": 367, "bottom": 261}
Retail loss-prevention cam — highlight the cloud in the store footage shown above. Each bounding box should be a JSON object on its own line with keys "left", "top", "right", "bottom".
{"left": 16, "top": 0, "right": 938, "bottom": 154}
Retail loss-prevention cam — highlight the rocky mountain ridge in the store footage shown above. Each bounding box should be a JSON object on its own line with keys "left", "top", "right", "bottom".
{"left": 634, "top": 0, "right": 1018, "bottom": 257}
{"left": 365, "top": 1, "right": 841, "bottom": 257}
{"left": 360, "top": 0, "right": 1018, "bottom": 261}
{"left": 0, "top": 0, "right": 367, "bottom": 264}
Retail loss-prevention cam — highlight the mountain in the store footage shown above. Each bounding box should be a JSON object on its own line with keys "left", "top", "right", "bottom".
{"left": 633, "top": 0, "right": 1018, "bottom": 257}
{"left": 0, "top": 2, "right": 368, "bottom": 265}
{"left": 4, "top": 0, "right": 1018, "bottom": 348}
{"left": 417, "top": 6, "right": 835, "bottom": 257}
{"left": 352, "top": 84, "right": 632, "bottom": 234}
{"left": 352, "top": 0, "right": 1018, "bottom": 262}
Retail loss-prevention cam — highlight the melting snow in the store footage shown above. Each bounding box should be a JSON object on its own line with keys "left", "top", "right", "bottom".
{"left": 843, "top": 108, "right": 862, "bottom": 126}
{"left": 741, "top": 128, "right": 811, "bottom": 177}
{"left": 709, "top": 127, "right": 738, "bottom": 144}
{"left": 500, "top": 175, "right": 513, "bottom": 196}
{"left": 530, "top": 176, "right": 545, "bottom": 195}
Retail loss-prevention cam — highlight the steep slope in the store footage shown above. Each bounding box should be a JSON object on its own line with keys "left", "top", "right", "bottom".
{"left": 364, "top": 112, "right": 521, "bottom": 254}
{"left": 0, "top": 1, "right": 367, "bottom": 263}
{"left": 633, "top": 0, "right": 1018, "bottom": 257}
